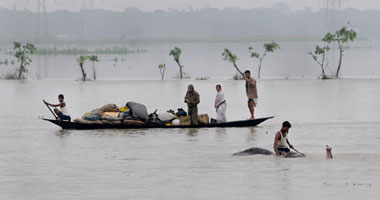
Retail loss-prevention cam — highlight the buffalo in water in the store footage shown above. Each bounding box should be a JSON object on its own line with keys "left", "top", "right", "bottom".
{"left": 233, "top": 147, "right": 305, "bottom": 158}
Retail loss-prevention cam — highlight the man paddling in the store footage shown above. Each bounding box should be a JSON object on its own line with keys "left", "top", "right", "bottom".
{"left": 273, "top": 121, "right": 295, "bottom": 156}
{"left": 43, "top": 94, "right": 71, "bottom": 121}
{"left": 245, "top": 70, "right": 258, "bottom": 120}
{"left": 184, "top": 84, "right": 200, "bottom": 125}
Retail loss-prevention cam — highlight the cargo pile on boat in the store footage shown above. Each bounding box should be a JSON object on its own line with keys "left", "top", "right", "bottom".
{"left": 73, "top": 102, "right": 210, "bottom": 126}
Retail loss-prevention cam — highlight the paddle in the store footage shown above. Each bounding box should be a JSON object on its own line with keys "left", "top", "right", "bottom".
{"left": 290, "top": 146, "right": 305, "bottom": 156}
{"left": 43, "top": 99, "right": 58, "bottom": 120}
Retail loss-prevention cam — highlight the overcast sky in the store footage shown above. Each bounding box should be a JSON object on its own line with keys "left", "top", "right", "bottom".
{"left": 1, "top": 0, "right": 380, "bottom": 12}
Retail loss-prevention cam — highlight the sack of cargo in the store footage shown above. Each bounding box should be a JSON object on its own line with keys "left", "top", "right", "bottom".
{"left": 126, "top": 102, "right": 149, "bottom": 122}
{"left": 157, "top": 112, "right": 175, "bottom": 121}
{"left": 119, "top": 106, "right": 129, "bottom": 112}
{"left": 102, "top": 120, "right": 122, "bottom": 125}
{"left": 74, "top": 118, "right": 103, "bottom": 125}
{"left": 176, "top": 108, "right": 187, "bottom": 117}
{"left": 172, "top": 119, "right": 180, "bottom": 126}
{"left": 84, "top": 114, "right": 101, "bottom": 121}
{"left": 198, "top": 114, "right": 209, "bottom": 125}
{"left": 90, "top": 108, "right": 104, "bottom": 117}
{"left": 82, "top": 112, "right": 91, "bottom": 119}
{"left": 180, "top": 116, "right": 191, "bottom": 125}
{"left": 101, "top": 112, "right": 120, "bottom": 118}
{"left": 100, "top": 104, "right": 119, "bottom": 112}
{"left": 102, "top": 116, "right": 122, "bottom": 122}
{"left": 123, "top": 119, "right": 145, "bottom": 126}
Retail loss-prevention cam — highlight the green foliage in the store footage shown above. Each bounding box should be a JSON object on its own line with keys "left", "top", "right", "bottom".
{"left": 169, "top": 47, "right": 182, "bottom": 63}
{"left": 158, "top": 64, "right": 166, "bottom": 80}
{"left": 195, "top": 76, "right": 210, "bottom": 80}
{"left": 35, "top": 47, "right": 144, "bottom": 55}
{"left": 222, "top": 48, "right": 238, "bottom": 63}
{"left": 322, "top": 27, "right": 357, "bottom": 44}
{"left": 13, "top": 41, "right": 37, "bottom": 79}
{"left": 169, "top": 47, "right": 184, "bottom": 79}
{"left": 321, "top": 26, "right": 357, "bottom": 78}
{"left": 322, "top": 32, "right": 335, "bottom": 43}
{"left": 77, "top": 55, "right": 88, "bottom": 64}
{"left": 222, "top": 48, "right": 244, "bottom": 79}
{"left": 88, "top": 55, "right": 99, "bottom": 62}
{"left": 249, "top": 42, "right": 280, "bottom": 78}
{"left": 308, "top": 45, "right": 330, "bottom": 79}
{"left": 263, "top": 42, "right": 280, "bottom": 52}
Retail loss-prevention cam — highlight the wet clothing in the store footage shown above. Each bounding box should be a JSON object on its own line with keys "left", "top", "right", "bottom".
{"left": 60, "top": 101, "right": 70, "bottom": 116}
{"left": 185, "top": 91, "right": 200, "bottom": 125}
{"left": 277, "top": 147, "right": 290, "bottom": 154}
{"left": 277, "top": 131, "right": 288, "bottom": 148}
{"left": 246, "top": 77, "right": 258, "bottom": 99}
{"left": 59, "top": 101, "right": 70, "bottom": 121}
{"left": 58, "top": 112, "right": 71, "bottom": 121}
{"left": 215, "top": 90, "right": 227, "bottom": 123}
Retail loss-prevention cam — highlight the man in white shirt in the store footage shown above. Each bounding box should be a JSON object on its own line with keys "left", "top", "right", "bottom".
{"left": 214, "top": 84, "right": 227, "bottom": 123}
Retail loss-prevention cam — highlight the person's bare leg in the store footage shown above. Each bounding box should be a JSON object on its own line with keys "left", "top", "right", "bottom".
{"left": 54, "top": 108, "right": 60, "bottom": 115}
{"left": 248, "top": 102, "right": 255, "bottom": 120}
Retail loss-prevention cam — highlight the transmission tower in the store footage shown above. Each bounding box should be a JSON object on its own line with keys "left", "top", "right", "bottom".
{"left": 35, "top": 0, "right": 41, "bottom": 43}
{"left": 42, "top": 0, "right": 48, "bottom": 41}
{"left": 80, "top": 0, "right": 86, "bottom": 41}
{"left": 325, "top": 0, "right": 349, "bottom": 32}
{"left": 34, "top": 0, "right": 49, "bottom": 43}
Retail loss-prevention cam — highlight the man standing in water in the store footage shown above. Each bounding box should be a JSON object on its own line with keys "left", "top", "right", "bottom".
{"left": 43, "top": 94, "right": 71, "bottom": 121}
{"left": 245, "top": 70, "right": 258, "bottom": 120}
{"left": 215, "top": 84, "right": 227, "bottom": 123}
{"left": 184, "top": 84, "right": 200, "bottom": 125}
{"left": 273, "top": 121, "right": 295, "bottom": 156}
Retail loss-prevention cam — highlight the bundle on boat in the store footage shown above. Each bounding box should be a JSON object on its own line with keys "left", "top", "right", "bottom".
{"left": 74, "top": 102, "right": 149, "bottom": 126}
{"left": 73, "top": 102, "right": 211, "bottom": 126}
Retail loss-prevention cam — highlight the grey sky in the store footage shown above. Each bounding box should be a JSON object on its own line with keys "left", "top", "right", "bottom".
{"left": 1, "top": 0, "right": 380, "bottom": 12}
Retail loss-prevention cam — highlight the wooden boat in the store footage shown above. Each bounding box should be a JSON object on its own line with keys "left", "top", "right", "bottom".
{"left": 43, "top": 116, "right": 274, "bottom": 130}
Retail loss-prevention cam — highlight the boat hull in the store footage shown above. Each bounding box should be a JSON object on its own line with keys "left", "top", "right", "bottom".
{"left": 43, "top": 117, "right": 273, "bottom": 130}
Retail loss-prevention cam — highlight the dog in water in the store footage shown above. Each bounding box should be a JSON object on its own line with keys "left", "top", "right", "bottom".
{"left": 326, "top": 145, "right": 333, "bottom": 159}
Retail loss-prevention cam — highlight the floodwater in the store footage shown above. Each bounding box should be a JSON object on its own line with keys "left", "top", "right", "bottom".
{"left": 1, "top": 41, "right": 380, "bottom": 80}
{"left": 0, "top": 78, "right": 380, "bottom": 199}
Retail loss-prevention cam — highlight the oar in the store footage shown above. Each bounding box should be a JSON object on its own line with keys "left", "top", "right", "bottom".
{"left": 43, "top": 100, "right": 58, "bottom": 120}
{"left": 291, "top": 146, "right": 305, "bottom": 156}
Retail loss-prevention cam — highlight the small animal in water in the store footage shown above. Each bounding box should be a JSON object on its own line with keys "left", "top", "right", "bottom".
{"left": 326, "top": 145, "right": 333, "bottom": 159}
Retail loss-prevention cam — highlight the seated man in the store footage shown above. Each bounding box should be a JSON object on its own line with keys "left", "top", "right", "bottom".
{"left": 273, "top": 121, "right": 294, "bottom": 156}
{"left": 43, "top": 94, "right": 71, "bottom": 121}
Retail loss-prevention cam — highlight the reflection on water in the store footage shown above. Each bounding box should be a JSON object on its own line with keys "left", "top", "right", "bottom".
{"left": 0, "top": 79, "right": 380, "bottom": 199}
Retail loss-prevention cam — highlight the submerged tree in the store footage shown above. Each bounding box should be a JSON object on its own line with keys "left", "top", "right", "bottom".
{"left": 158, "top": 64, "right": 166, "bottom": 80}
{"left": 13, "top": 42, "right": 37, "bottom": 79}
{"left": 322, "top": 26, "right": 357, "bottom": 78}
{"left": 169, "top": 47, "right": 184, "bottom": 79}
{"left": 222, "top": 48, "right": 244, "bottom": 79}
{"left": 77, "top": 56, "right": 88, "bottom": 81}
{"left": 248, "top": 42, "right": 280, "bottom": 79}
{"left": 309, "top": 45, "right": 330, "bottom": 79}
{"left": 88, "top": 55, "right": 99, "bottom": 80}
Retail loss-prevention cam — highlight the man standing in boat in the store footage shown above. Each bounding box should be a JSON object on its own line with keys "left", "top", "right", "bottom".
{"left": 184, "top": 84, "right": 200, "bottom": 125}
{"left": 43, "top": 94, "right": 71, "bottom": 121}
{"left": 245, "top": 70, "right": 258, "bottom": 120}
{"left": 273, "top": 121, "right": 295, "bottom": 156}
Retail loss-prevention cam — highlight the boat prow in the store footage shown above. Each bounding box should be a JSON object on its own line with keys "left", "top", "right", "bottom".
{"left": 43, "top": 116, "right": 274, "bottom": 130}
